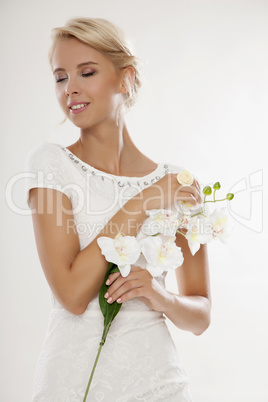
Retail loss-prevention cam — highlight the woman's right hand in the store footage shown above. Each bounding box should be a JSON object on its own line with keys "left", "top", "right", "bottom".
{"left": 145, "top": 173, "right": 203, "bottom": 211}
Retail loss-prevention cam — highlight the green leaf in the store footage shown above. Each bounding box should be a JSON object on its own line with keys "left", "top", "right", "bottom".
{"left": 85, "top": 262, "right": 123, "bottom": 399}
{"left": 104, "top": 300, "right": 122, "bottom": 328}
{"left": 99, "top": 262, "right": 116, "bottom": 317}
{"left": 98, "top": 263, "right": 122, "bottom": 323}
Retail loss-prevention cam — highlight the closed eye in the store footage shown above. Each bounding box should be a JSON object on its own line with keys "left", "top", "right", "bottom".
{"left": 81, "top": 72, "right": 96, "bottom": 77}
{"left": 55, "top": 72, "right": 96, "bottom": 83}
{"left": 55, "top": 77, "right": 67, "bottom": 83}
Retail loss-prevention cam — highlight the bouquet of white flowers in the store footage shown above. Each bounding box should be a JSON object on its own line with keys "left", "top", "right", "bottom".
{"left": 83, "top": 170, "right": 234, "bottom": 401}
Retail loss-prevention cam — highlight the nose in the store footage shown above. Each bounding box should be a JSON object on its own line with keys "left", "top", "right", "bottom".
{"left": 65, "top": 87, "right": 79, "bottom": 96}
{"left": 64, "top": 78, "right": 80, "bottom": 97}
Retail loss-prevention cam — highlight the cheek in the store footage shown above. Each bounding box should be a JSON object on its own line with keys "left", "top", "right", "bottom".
{"left": 88, "top": 77, "right": 119, "bottom": 98}
{"left": 55, "top": 85, "right": 63, "bottom": 100}
{"left": 55, "top": 86, "right": 67, "bottom": 107}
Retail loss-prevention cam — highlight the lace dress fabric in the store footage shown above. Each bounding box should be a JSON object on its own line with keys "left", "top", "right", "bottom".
{"left": 24, "top": 141, "right": 194, "bottom": 402}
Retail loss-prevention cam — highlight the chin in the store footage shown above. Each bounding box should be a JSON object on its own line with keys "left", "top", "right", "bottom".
{"left": 68, "top": 113, "right": 115, "bottom": 129}
{"left": 68, "top": 117, "right": 103, "bottom": 130}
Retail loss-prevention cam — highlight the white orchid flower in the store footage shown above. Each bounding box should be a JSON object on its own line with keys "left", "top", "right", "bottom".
{"left": 142, "top": 209, "right": 182, "bottom": 236}
{"left": 134, "top": 251, "right": 148, "bottom": 270}
{"left": 140, "top": 234, "right": 184, "bottom": 277}
{"left": 208, "top": 207, "right": 234, "bottom": 243}
{"left": 179, "top": 200, "right": 202, "bottom": 214}
{"left": 185, "top": 216, "right": 213, "bottom": 256}
{"left": 97, "top": 233, "right": 141, "bottom": 277}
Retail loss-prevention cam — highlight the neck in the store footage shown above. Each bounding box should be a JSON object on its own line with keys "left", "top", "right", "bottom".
{"left": 75, "top": 116, "right": 141, "bottom": 176}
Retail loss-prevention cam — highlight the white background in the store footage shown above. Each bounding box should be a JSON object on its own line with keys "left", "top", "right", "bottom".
{"left": 2, "top": 0, "right": 268, "bottom": 401}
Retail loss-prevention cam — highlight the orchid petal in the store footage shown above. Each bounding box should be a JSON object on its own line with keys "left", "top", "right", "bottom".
{"left": 118, "top": 264, "right": 131, "bottom": 277}
{"left": 97, "top": 237, "right": 122, "bottom": 265}
{"left": 145, "top": 263, "right": 164, "bottom": 277}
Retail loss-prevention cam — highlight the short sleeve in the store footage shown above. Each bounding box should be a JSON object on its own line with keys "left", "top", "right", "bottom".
{"left": 24, "top": 141, "right": 73, "bottom": 209}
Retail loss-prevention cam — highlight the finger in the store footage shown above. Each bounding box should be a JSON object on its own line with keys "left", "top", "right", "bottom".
{"left": 106, "top": 280, "right": 142, "bottom": 304}
{"left": 104, "top": 274, "right": 132, "bottom": 300}
{"left": 193, "top": 180, "right": 203, "bottom": 202}
{"left": 191, "top": 185, "right": 203, "bottom": 203}
{"left": 116, "top": 287, "right": 144, "bottom": 303}
{"left": 176, "top": 191, "right": 200, "bottom": 205}
{"left": 106, "top": 265, "right": 143, "bottom": 286}
{"left": 177, "top": 185, "right": 202, "bottom": 204}
{"left": 106, "top": 271, "right": 121, "bottom": 285}
{"left": 106, "top": 269, "right": 152, "bottom": 301}
{"left": 194, "top": 180, "right": 204, "bottom": 203}
{"left": 105, "top": 269, "right": 142, "bottom": 297}
{"left": 193, "top": 178, "right": 201, "bottom": 191}
{"left": 129, "top": 265, "right": 144, "bottom": 272}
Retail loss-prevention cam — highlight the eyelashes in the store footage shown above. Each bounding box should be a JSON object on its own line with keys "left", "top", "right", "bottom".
{"left": 81, "top": 72, "right": 96, "bottom": 78}
{"left": 55, "top": 71, "right": 96, "bottom": 83}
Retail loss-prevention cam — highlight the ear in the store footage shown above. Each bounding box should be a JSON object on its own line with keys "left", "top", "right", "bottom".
{"left": 120, "top": 66, "right": 135, "bottom": 94}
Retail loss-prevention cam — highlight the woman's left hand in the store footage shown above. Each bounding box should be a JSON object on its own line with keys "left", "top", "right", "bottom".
{"left": 104, "top": 265, "right": 169, "bottom": 313}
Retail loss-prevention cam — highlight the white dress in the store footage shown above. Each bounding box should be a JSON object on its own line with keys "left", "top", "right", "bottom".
{"left": 24, "top": 141, "right": 193, "bottom": 402}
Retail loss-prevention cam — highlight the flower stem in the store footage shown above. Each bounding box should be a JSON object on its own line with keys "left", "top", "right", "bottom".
{"left": 176, "top": 229, "right": 186, "bottom": 237}
{"left": 190, "top": 212, "right": 207, "bottom": 218}
{"left": 83, "top": 323, "right": 111, "bottom": 401}
{"left": 204, "top": 197, "right": 227, "bottom": 203}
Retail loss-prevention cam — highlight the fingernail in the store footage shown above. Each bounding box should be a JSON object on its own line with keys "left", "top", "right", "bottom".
{"left": 104, "top": 292, "right": 109, "bottom": 298}
{"left": 106, "top": 279, "right": 110, "bottom": 285}
{"left": 117, "top": 298, "right": 122, "bottom": 303}
{"left": 107, "top": 297, "right": 112, "bottom": 303}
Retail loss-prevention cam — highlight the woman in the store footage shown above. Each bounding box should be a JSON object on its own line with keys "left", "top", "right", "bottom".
{"left": 25, "top": 17, "right": 211, "bottom": 401}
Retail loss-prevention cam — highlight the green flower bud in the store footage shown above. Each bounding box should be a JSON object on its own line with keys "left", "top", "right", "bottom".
{"left": 213, "top": 182, "right": 221, "bottom": 190}
{"left": 226, "top": 193, "right": 234, "bottom": 200}
{"left": 203, "top": 186, "right": 212, "bottom": 196}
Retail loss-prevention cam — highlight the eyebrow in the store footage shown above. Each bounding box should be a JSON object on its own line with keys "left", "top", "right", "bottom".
{"left": 53, "top": 61, "right": 99, "bottom": 74}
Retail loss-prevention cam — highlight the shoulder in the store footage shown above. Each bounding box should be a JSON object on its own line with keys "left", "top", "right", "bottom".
{"left": 163, "top": 162, "right": 200, "bottom": 183}
{"left": 25, "top": 141, "right": 61, "bottom": 160}
{"left": 164, "top": 162, "right": 184, "bottom": 173}
{"left": 24, "top": 142, "right": 73, "bottom": 208}
{"left": 24, "top": 141, "right": 64, "bottom": 169}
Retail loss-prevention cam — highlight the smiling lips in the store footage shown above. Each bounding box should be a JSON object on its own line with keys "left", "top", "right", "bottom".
{"left": 68, "top": 102, "right": 90, "bottom": 114}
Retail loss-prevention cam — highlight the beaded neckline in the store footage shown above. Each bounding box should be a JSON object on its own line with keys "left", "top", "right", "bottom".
{"left": 52, "top": 142, "right": 171, "bottom": 188}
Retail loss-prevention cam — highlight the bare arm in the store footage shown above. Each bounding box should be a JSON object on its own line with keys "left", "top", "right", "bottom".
{"left": 161, "top": 236, "right": 211, "bottom": 336}
{"left": 29, "top": 175, "right": 202, "bottom": 315}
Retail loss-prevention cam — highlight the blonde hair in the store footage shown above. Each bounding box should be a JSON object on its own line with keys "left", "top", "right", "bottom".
{"left": 48, "top": 17, "right": 142, "bottom": 122}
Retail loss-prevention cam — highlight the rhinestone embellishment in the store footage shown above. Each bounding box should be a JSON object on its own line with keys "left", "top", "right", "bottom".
{"left": 63, "top": 147, "right": 166, "bottom": 187}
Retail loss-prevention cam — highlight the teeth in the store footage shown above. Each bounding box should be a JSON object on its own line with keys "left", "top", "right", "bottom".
{"left": 70, "top": 104, "right": 87, "bottom": 110}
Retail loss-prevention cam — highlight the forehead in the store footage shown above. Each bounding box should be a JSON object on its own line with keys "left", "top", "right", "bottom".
{"left": 52, "top": 37, "right": 115, "bottom": 71}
